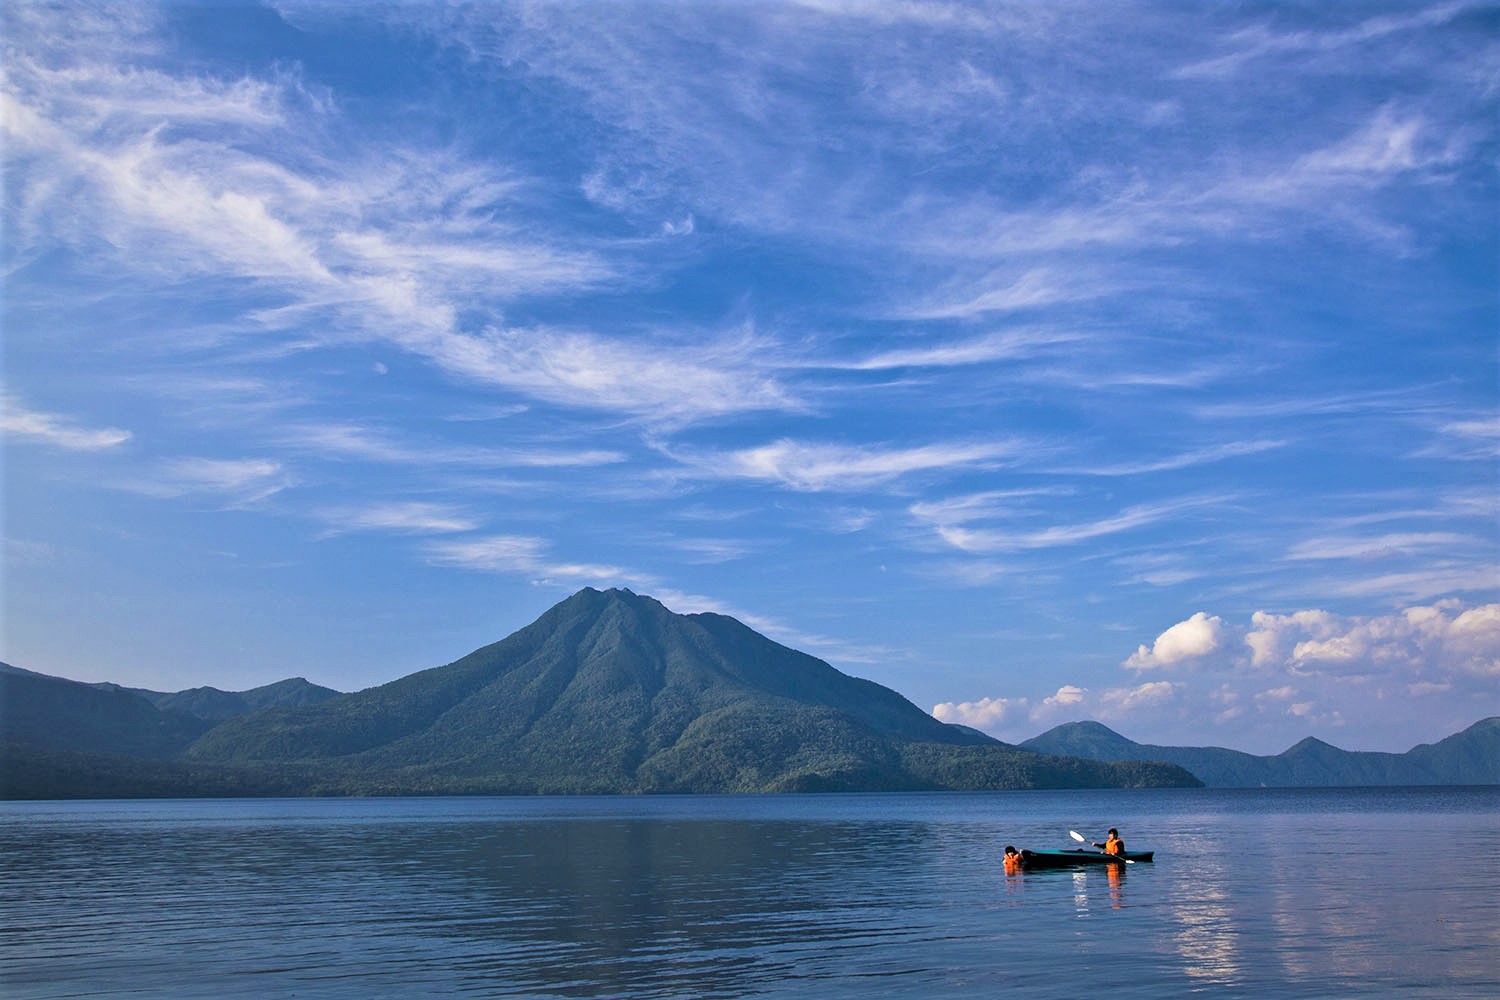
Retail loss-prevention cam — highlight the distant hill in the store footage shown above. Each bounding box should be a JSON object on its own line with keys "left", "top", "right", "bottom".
{"left": 1021, "top": 718, "right": 1500, "bottom": 787}
{"left": 92, "top": 676, "right": 341, "bottom": 722}
{"left": 0, "top": 663, "right": 213, "bottom": 758}
{"left": 1, "top": 590, "right": 1199, "bottom": 797}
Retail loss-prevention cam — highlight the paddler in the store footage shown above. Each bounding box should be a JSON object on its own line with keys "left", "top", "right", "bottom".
{"left": 1092, "top": 828, "right": 1125, "bottom": 855}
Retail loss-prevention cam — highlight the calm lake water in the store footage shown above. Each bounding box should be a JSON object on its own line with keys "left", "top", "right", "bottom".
{"left": 3, "top": 787, "right": 1497, "bottom": 998}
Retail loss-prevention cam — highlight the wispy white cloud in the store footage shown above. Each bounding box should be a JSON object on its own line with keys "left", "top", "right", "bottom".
{"left": 277, "top": 422, "right": 626, "bottom": 469}
{"left": 909, "top": 488, "right": 1074, "bottom": 525}
{"left": 645, "top": 587, "right": 897, "bottom": 666}
{"left": 446, "top": 324, "right": 798, "bottom": 425}
{"left": 890, "top": 268, "right": 1090, "bottom": 320}
{"left": 919, "top": 494, "right": 1232, "bottom": 554}
{"left": 317, "top": 502, "right": 481, "bottom": 536}
{"left": 1111, "top": 552, "right": 1207, "bottom": 588}
{"left": 1190, "top": 387, "right": 1437, "bottom": 421}
{"left": 1057, "top": 439, "right": 1286, "bottom": 477}
{"left": 659, "top": 536, "right": 758, "bottom": 564}
{"left": 426, "top": 534, "right": 636, "bottom": 587}
{"left": 1098, "top": 680, "right": 1178, "bottom": 714}
{"left": 1286, "top": 532, "right": 1477, "bottom": 562}
{"left": 1295, "top": 108, "right": 1461, "bottom": 178}
{"left": 2, "top": 397, "right": 132, "bottom": 451}
{"left": 1415, "top": 415, "right": 1500, "bottom": 461}
{"left": 123, "top": 456, "right": 291, "bottom": 505}
{"left": 1021, "top": 362, "right": 1237, "bottom": 392}
{"left": 670, "top": 437, "right": 1023, "bottom": 492}
{"left": 1318, "top": 565, "right": 1500, "bottom": 605}
{"left": 1173, "top": 3, "right": 1471, "bottom": 80}
{"left": 4, "top": 14, "right": 809, "bottom": 432}
{"left": 834, "top": 328, "right": 1084, "bottom": 372}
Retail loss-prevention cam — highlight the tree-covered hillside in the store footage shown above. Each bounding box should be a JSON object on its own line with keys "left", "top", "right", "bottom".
{"left": 2, "top": 591, "right": 1200, "bottom": 797}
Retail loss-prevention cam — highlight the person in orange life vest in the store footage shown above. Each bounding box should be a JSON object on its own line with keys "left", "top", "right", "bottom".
{"left": 1092, "top": 828, "right": 1125, "bottom": 855}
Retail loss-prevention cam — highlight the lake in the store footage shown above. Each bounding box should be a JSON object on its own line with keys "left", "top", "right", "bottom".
{"left": 2, "top": 787, "right": 1497, "bottom": 998}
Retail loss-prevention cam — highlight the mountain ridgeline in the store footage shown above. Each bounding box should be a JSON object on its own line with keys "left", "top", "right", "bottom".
{"left": 1, "top": 589, "right": 1196, "bottom": 798}
{"left": 1021, "top": 719, "right": 1500, "bottom": 787}
{"left": 6, "top": 589, "right": 1492, "bottom": 800}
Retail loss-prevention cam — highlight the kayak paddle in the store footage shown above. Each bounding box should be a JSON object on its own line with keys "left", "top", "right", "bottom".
{"left": 1070, "top": 829, "right": 1133, "bottom": 862}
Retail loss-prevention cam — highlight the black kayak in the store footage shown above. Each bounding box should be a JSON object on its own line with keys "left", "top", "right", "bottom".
{"left": 1016, "top": 848, "right": 1153, "bottom": 868}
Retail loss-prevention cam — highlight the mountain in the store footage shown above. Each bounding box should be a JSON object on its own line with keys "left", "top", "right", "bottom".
{"left": 185, "top": 588, "right": 1198, "bottom": 793}
{"left": 1404, "top": 722, "right": 1500, "bottom": 784}
{"left": 2, "top": 590, "right": 1199, "bottom": 797}
{"left": 1021, "top": 718, "right": 1500, "bottom": 787}
{"left": 0, "top": 663, "right": 213, "bottom": 758}
{"left": 92, "top": 677, "right": 341, "bottom": 722}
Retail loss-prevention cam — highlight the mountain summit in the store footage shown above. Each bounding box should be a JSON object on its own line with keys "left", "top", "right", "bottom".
{"left": 179, "top": 587, "right": 1195, "bottom": 794}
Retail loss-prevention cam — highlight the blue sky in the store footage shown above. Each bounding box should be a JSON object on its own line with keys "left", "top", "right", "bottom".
{"left": 3, "top": 0, "right": 1496, "bottom": 755}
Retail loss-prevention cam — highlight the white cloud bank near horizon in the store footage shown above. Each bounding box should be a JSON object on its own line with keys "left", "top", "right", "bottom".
{"left": 935, "top": 599, "right": 1500, "bottom": 753}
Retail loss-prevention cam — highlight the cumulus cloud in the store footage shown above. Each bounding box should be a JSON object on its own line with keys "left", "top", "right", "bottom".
{"left": 932, "top": 600, "right": 1496, "bottom": 747}
{"left": 932, "top": 685, "right": 1097, "bottom": 737}
{"left": 1072, "top": 600, "right": 1500, "bottom": 744}
{"left": 931, "top": 695, "right": 1027, "bottom": 729}
{"left": 1041, "top": 684, "right": 1088, "bottom": 709}
{"left": 1125, "top": 612, "right": 1225, "bottom": 670}
{"left": 1245, "top": 602, "right": 1500, "bottom": 679}
{"left": 936, "top": 681, "right": 1184, "bottom": 740}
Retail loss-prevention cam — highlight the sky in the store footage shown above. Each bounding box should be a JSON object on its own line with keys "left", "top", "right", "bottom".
{"left": 3, "top": 0, "right": 1496, "bottom": 756}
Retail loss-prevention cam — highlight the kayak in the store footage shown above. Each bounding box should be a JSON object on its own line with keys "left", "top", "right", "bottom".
{"left": 1016, "top": 848, "right": 1154, "bottom": 869}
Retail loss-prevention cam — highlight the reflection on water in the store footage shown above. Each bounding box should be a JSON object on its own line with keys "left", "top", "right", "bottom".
{"left": 3, "top": 789, "right": 1498, "bottom": 999}
{"left": 1106, "top": 863, "right": 1123, "bottom": 909}
{"left": 1166, "top": 853, "right": 1244, "bottom": 987}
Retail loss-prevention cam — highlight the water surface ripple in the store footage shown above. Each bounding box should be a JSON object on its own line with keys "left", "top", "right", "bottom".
{"left": 3, "top": 788, "right": 1497, "bottom": 998}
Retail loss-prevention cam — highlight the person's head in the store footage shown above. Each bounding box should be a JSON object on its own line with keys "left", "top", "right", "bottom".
{"left": 1003, "top": 845, "right": 1018, "bottom": 857}
{"left": 1107, "top": 828, "right": 1118, "bottom": 837}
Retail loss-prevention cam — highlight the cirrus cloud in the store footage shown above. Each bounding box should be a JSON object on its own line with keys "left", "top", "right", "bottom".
{"left": 2, "top": 398, "right": 132, "bottom": 451}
